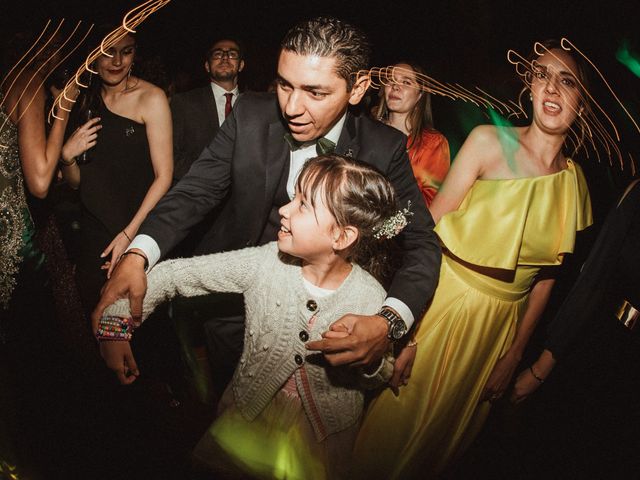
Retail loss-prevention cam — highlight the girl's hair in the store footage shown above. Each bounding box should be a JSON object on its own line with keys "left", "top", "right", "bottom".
{"left": 375, "top": 61, "right": 434, "bottom": 149}
{"left": 296, "top": 154, "right": 401, "bottom": 283}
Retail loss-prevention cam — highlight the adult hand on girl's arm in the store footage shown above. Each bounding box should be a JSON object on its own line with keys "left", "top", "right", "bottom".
{"left": 99, "top": 340, "right": 140, "bottom": 385}
{"left": 92, "top": 251, "right": 148, "bottom": 334}
{"left": 306, "top": 313, "right": 389, "bottom": 367}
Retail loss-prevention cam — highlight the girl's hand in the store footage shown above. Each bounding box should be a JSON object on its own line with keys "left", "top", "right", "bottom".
{"left": 389, "top": 342, "right": 417, "bottom": 396}
{"left": 101, "top": 231, "right": 132, "bottom": 278}
{"left": 61, "top": 117, "right": 102, "bottom": 162}
{"left": 99, "top": 340, "right": 139, "bottom": 385}
{"left": 480, "top": 352, "right": 519, "bottom": 403}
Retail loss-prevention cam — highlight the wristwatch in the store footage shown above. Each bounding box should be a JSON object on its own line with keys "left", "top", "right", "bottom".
{"left": 376, "top": 307, "right": 408, "bottom": 341}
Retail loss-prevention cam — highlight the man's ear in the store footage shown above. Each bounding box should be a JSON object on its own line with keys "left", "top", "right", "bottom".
{"left": 204, "top": 60, "right": 211, "bottom": 74}
{"left": 238, "top": 60, "right": 245, "bottom": 73}
{"left": 333, "top": 225, "right": 359, "bottom": 251}
{"left": 348, "top": 71, "right": 371, "bottom": 106}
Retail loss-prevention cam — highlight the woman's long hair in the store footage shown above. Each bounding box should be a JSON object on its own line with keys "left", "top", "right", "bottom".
{"left": 375, "top": 61, "right": 435, "bottom": 149}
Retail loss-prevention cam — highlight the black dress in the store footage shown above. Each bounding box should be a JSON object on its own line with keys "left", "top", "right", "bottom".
{"left": 76, "top": 100, "right": 154, "bottom": 316}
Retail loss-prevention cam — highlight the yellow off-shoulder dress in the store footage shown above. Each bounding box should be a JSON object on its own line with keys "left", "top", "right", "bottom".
{"left": 353, "top": 159, "right": 592, "bottom": 479}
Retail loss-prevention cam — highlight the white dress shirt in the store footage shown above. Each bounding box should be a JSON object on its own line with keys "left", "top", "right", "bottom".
{"left": 210, "top": 82, "right": 239, "bottom": 126}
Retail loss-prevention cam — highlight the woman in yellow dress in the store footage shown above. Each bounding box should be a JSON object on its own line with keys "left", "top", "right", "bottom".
{"left": 353, "top": 41, "right": 593, "bottom": 478}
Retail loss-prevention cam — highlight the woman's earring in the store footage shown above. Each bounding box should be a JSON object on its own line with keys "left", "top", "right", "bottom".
{"left": 529, "top": 92, "right": 533, "bottom": 101}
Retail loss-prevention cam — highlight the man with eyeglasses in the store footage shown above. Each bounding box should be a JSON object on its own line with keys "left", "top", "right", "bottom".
{"left": 171, "top": 38, "right": 245, "bottom": 180}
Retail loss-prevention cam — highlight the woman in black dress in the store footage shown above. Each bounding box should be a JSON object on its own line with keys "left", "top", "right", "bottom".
{"left": 61, "top": 30, "right": 173, "bottom": 317}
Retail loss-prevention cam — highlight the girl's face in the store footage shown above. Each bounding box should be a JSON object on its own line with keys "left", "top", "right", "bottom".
{"left": 384, "top": 63, "right": 422, "bottom": 115}
{"left": 530, "top": 48, "right": 583, "bottom": 134}
{"left": 277, "top": 181, "right": 339, "bottom": 262}
{"left": 96, "top": 34, "right": 136, "bottom": 87}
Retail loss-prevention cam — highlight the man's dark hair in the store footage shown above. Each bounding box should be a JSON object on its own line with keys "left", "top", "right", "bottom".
{"left": 280, "top": 16, "right": 371, "bottom": 91}
{"left": 206, "top": 37, "right": 245, "bottom": 60}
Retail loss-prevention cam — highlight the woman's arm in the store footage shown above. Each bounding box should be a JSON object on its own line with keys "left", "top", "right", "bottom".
{"left": 481, "top": 275, "right": 555, "bottom": 402}
{"left": 511, "top": 348, "right": 556, "bottom": 403}
{"left": 17, "top": 83, "right": 73, "bottom": 198}
{"left": 102, "top": 87, "right": 173, "bottom": 276}
{"left": 428, "top": 126, "right": 492, "bottom": 223}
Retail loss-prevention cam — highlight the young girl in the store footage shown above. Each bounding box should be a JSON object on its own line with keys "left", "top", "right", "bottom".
{"left": 98, "top": 154, "right": 407, "bottom": 479}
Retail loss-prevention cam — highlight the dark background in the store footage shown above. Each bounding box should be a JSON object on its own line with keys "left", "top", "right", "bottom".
{"left": 2, "top": 0, "right": 638, "bottom": 172}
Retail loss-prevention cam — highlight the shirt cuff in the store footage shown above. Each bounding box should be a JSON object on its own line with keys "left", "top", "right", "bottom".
{"left": 383, "top": 297, "right": 415, "bottom": 329}
{"left": 127, "top": 235, "right": 161, "bottom": 271}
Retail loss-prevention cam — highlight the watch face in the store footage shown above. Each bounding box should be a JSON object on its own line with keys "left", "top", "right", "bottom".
{"left": 391, "top": 321, "right": 407, "bottom": 340}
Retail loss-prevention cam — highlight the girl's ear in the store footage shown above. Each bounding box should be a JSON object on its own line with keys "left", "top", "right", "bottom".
{"left": 333, "top": 225, "right": 359, "bottom": 252}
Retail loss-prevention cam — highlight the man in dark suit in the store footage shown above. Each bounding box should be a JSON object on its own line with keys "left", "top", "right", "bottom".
{"left": 171, "top": 38, "right": 244, "bottom": 181}
{"left": 94, "top": 17, "right": 441, "bottom": 381}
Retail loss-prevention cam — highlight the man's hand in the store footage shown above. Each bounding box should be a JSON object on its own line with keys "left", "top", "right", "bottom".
{"left": 91, "top": 249, "right": 147, "bottom": 334}
{"left": 306, "top": 313, "right": 389, "bottom": 367}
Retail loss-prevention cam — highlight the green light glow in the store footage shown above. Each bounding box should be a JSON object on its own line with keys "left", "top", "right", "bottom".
{"left": 616, "top": 42, "right": 640, "bottom": 78}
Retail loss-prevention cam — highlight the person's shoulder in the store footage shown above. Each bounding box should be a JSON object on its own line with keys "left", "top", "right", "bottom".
{"left": 353, "top": 113, "right": 407, "bottom": 147}
{"left": 136, "top": 78, "right": 169, "bottom": 107}
{"left": 234, "top": 91, "right": 278, "bottom": 108}
{"left": 172, "top": 85, "right": 210, "bottom": 102}
{"left": 352, "top": 265, "right": 386, "bottom": 299}
{"left": 233, "top": 91, "right": 280, "bottom": 120}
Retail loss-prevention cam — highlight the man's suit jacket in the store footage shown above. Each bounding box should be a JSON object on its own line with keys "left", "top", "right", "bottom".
{"left": 170, "top": 85, "right": 220, "bottom": 180}
{"left": 141, "top": 92, "right": 442, "bottom": 319}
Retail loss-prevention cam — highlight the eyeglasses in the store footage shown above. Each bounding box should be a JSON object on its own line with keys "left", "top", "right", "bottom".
{"left": 211, "top": 49, "right": 240, "bottom": 60}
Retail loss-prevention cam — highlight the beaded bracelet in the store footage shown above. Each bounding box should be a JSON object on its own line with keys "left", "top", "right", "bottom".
{"left": 96, "top": 316, "right": 135, "bottom": 342}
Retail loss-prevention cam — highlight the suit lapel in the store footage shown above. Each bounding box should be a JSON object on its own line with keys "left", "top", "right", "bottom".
{"left": 262, "top": 119, "right": 289, "bottom": 220}
{"left": 336, "top": 112, "right": 360, "bottom": 159}
{"left": 203, "top": 85, "right": 219, "bottom": 127}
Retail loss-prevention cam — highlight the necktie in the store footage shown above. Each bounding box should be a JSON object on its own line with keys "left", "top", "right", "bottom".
{"left": 284, "top": 133, "right": 336, "bottom": 156}
{"left": 224, "top": 93, "right": 233, "bottom": 118}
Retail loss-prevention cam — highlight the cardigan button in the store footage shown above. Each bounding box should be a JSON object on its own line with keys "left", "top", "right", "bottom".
{"left": 276, "top": 300, "right": 281, "bottom": 307}
{"left": 249, "top": 330, "right": 254, "bottom": 336}
{"left": 263, "top": 345, "right": 269, "bottom": 351}
{"left": 294, "top": 354, "right": 304, "bottom": 365}
{"left": 306, "top": 299, "right": 317, "bottom": 312}
{"left": 299, "top": 330, "right": 309, "bottom": 342}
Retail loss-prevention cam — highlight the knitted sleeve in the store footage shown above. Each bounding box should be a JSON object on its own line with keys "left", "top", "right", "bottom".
{"left": 104, "top": 244, "right": 268, "bottom": 321}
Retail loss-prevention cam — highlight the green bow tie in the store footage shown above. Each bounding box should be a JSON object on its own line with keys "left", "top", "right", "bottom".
{"left": 284, "top": 133, "right": 336, "bottom": 156}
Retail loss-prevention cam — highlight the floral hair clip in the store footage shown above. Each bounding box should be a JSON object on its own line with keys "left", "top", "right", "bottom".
{"left": 373, "top": 201, "right": 414, "bottom": 240}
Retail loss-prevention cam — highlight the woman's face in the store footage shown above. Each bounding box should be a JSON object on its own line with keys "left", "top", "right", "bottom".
{"left": 96, "top": 34, "right": 136, "bottom": 87}
{"left": 383, "top": 63, "right": 423, "bottom": 115}
{"left": 530, "top": 48, "right": 583, "bottom": 134}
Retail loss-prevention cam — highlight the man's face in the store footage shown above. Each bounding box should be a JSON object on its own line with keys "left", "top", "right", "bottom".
{"left": 205, "top": 39, "right": 244, "bottom": 84}
{"left": 276, "top": 50, "right": 366, "bottom": 142}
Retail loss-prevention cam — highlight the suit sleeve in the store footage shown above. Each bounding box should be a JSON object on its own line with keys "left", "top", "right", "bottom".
{"left": 137, "top": 99, "right": 239, "bottom": 257}
{"left": 385, "top": 138, "right": 442, "bottom": 321}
